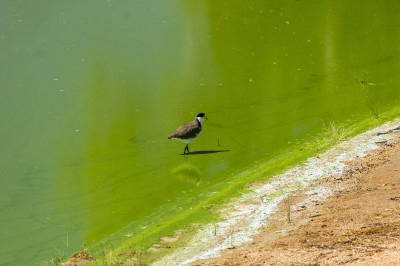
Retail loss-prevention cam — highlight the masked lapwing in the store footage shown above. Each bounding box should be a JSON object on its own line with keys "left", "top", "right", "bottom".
{"left": 168, "top": 113, "right": 207, "bottom": 154}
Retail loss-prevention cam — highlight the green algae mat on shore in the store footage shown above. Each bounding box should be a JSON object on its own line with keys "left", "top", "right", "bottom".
{"left": 1, "top": 1, "right": 400, "bottom": 264}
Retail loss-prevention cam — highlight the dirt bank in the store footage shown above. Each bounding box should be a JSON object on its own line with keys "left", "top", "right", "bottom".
{"left": 193, "top": 130, "right": 400, "bottom": 265}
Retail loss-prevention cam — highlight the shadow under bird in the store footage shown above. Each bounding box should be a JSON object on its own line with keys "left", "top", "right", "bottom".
{"left": 168, "top": 113, "right": 207, "bottom": 154}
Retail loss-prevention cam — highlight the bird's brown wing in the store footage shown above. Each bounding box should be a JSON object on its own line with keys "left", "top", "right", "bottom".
{"left": 168, "top": 120, "right": 201, "bottom": 139}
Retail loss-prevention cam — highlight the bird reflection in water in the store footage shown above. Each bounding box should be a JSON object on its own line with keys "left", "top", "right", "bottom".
{"left": 171, "top": 158, "right": 201, "bottom": 186}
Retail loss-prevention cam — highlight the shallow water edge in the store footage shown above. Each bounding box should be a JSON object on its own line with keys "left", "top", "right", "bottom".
{"left": 75, "top": 107, "right": 400, "bottom": 265}
{"left": 153, "top": 115, "right": 400, "bottom": 265}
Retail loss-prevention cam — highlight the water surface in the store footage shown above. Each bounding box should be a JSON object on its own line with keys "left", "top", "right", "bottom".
{"left": 1, "top": 1, "right": 400, "bottom": 264}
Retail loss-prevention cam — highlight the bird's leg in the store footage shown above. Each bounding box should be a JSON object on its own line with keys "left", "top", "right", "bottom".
{"left": 184, "top": 144, "right": 189, "bottom": 155}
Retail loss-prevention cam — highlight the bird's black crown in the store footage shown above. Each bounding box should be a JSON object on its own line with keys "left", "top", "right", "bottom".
{"left": 196, "top": 113, "right": 206, "bottom": 117}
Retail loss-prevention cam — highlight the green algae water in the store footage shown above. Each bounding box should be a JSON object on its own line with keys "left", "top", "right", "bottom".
{"left": 1, "top": 1, "right": 400, "bottom": 264}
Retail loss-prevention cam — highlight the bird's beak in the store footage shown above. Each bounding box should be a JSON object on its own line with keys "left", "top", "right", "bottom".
{"left": 205, "top": 116, "right": 208, "bottom": 120}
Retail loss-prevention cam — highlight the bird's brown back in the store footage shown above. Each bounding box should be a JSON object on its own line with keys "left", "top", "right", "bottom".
{"left": 168, "top": 120, "right": 201, "bottom": 139}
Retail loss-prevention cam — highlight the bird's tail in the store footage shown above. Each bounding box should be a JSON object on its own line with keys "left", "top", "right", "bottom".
{"left": 168, "top": 133, "right": 176, "bottom": 139}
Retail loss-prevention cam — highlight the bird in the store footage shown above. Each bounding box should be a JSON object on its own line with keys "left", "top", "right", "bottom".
{"left": 168, "top": 113, "right": 207, "bottom": 154}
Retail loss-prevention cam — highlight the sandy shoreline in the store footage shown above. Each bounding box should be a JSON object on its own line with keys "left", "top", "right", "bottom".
{"left": 191, "top": 124, "right": 400, "bottom": 265}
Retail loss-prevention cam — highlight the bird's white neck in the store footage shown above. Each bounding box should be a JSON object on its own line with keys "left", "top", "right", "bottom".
{"left": 196, "top": 117, "right": 204, "bottom": 126}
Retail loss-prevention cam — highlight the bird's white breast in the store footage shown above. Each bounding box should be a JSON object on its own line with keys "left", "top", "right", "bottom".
{"left": 175, "top": 131, "right": 201, "bottom": 144}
